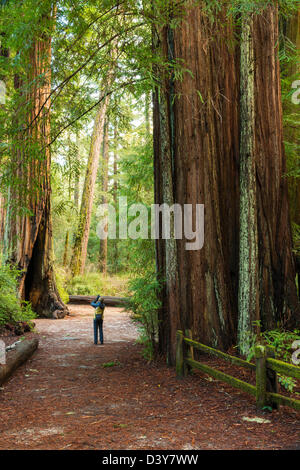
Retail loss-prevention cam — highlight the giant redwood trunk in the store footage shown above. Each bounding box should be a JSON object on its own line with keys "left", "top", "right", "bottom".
{"left": 154, "top": 1, "right": 300, "bottom": 364}
{"left": 283, "top": 7, "right": 300, "bottom": 229}
{"left": 7, "top": 8, "right": 68, "bottom": 319}
{"left": 154, "top": 3, "right": 239, "bottom": 363}
{"left": 253, "top": 5, "right": 299, "bottom": 329}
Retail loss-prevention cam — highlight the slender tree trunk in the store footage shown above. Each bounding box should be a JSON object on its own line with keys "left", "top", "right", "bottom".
{"left": 74, "top": 132, "right": 80, "bottom": 211}
{"left": 113, "top": 124, "right": 118, "bottom": 202}
{"left": 63, "top": 134, "right": 73, "bottom": 267}
{"left": 153, "top": 11, "right": 181, "bottom": 364}
{"left": 0, "top": 32, "right": 9, "bottom": 253}
{"left": 7, "top": 7, "right": 68, "bottom": 318}
{"left": 145, "top": 92, "right": 151, "bottom": 136}
{"left": 112, "top": 123, "right": 118, "bottom": 272}
{"left": 0, "top": 195, "right": 5, "bottom": 252}
{"left": 63, "top": 231, "right": 69, "bottom": 267}
{"left": 99, "top": 118, "right": 109, "bottom": 275}
{"left": 71, "top": 89, "right": 110, "bottom": 276}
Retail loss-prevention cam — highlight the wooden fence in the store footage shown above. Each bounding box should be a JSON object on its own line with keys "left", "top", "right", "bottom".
{"left": 176, "top": 330, "right": 300, "bottom": 411}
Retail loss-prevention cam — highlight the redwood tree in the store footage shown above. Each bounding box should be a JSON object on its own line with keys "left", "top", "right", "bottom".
{"left": 154, "top": 1, "right": 300, "bottom": 364}
{"left": 6, "top": 4, "right": 68, "bottom": 318}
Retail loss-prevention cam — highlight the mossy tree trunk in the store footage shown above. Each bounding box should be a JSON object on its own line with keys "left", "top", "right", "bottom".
{"left": 237, "top": 13, "right": 259, "bottom": 355}
{"left": 153, "top": 12, "right": 181, "bottom": 364}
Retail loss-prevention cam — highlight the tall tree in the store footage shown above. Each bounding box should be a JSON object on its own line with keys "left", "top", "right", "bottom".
{"left": 6, "top": 3, "right": 68, "bottom": 318}
{"left": 154, "top": 1, "right": 239, "bottom": 363}
{"left": 0, "top": 1, "right": 10, "bottom": 253}
{"left": 153, "top": 1, "right": 300, "bottom": 364}
{"left": 253, "top": 4, "right": 299, "bottom": 329}
{"left": 283, "top": 6, "right": 300, "bottom": 229}
{"left": 99, "top": 117, "right": 109, "bottom": 275}
{"left": 70, "top": 86, "right": 111, "bottom": 276}
{"left": 112, "top": 123, "right": 119, "bottom": 271}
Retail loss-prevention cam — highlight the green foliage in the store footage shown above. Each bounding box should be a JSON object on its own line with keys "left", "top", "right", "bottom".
{"left": 0, "top": 262, "right": 35, "bottom": 327}
{"left": 278, "top": 374, "right": 297, "bottom": 393}
{"left": 102, "top": 360, "right": 120, "bottom": 368}
{"left": 55, "top": 268, "right": 70, "bottom": 304}
{"left": 67, "top": 272, "right": 129, "bottom": 297}
{"left": 127, "top": 270, "right": 162, "bottom": 361}
{"left": 262, "top": 328, "right": 300, "bottom": 363}
{"left": 245, "top": 325, "right": 300, "bottom": 393}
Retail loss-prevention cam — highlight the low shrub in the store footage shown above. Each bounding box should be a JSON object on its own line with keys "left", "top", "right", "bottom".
{"left": 246, "top": 326, "right": 300, "bottom": 393}
{"left": 55, "top": 267, "right": 70, "bottom": 304}
{"left": 0, "top": 262, "right": 35, "bottom": 328}
{"left": 127, "top": 271, "right": 162, "bottom": 361}
{"left": 66, "top": 272, "right": 129, "bottom": 297}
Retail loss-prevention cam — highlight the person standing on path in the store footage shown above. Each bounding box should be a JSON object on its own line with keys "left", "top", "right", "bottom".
{"left": 91, "top": 295, "right": 105, "bottom": 345}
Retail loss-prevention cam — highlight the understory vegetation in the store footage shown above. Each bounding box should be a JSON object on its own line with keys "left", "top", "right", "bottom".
{"left": 0, "top": 262, "right": 35, "bottom": 329}
{"left": 246, "top": 326, "right": 300, "bottom": 393}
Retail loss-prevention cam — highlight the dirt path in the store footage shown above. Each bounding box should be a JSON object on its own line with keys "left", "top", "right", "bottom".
{"left": 0, "top": 305, "right": 299, "bottom": 450}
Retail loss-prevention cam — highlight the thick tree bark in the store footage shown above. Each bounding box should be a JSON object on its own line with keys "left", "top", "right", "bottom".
{"left": 280, "top": 8, "right": 300, "bottom": 299}
{"left": 283, "top": 7, "right": 300, "bottom": 229}
{"left": 154, "top": 2, "right": 300, "bottom": 364}
{"left": 7, "top": 8, "right": 68, "bottom": 318}
{"left": 253, "top": 5, "right": 300, "bottom": 329}
{"left": 154, "top": 3, "right": 239, "bottom": 363}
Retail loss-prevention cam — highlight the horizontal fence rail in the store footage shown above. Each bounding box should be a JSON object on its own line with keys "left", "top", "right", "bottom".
{"left": 266, "top": 357, "right": 300, "bottom": 380}
{"left": 176, "top": 330, "right": 300, "bottom": 412}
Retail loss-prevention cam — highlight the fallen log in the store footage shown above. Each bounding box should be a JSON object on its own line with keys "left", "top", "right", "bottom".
{"left": 0, "top": 338, "right": 39, "bottom": 386}
{"left": 68, "top": 295, "right": 128, "bottom": 306}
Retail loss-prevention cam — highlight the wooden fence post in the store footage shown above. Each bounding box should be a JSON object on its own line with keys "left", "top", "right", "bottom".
{"left": 184, "top": 329, "right": 194, "bottom": 376}
{"left": 266, "top": 346, "right": 279, "bottom": 410}
{"left": 255, "top": 344, "right": 267, "bottom": 409}
{"left": 176, "top": 330, "right": 184, "bottom": 378}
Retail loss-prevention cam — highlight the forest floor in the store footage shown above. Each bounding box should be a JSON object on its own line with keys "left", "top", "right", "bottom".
{"left": 0, "top": 304, "right": 299, "bottom": 450}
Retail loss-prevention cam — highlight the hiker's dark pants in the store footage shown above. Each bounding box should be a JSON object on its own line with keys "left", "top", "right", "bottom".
{"left": 93, "top": 315, "right": 103, "bottom": 344}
